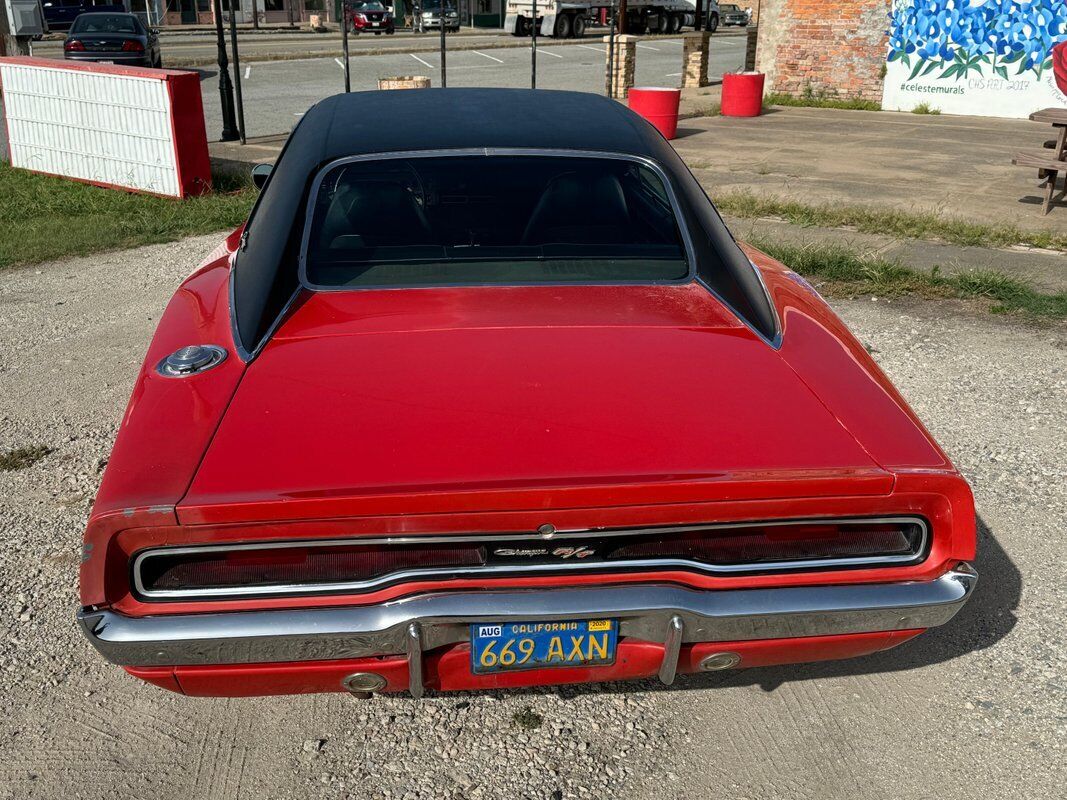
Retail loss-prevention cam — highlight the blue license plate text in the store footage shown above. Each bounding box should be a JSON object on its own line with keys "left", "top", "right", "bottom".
{"left": 470, "top": 619, "right": 617, "bottom": 674}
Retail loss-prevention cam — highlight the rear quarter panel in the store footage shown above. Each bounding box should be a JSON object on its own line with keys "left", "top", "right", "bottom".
{"left": 742, "top": 244, "right": 975, "bottom": 562}
{"left": 81, "top": 231, "right": 245, "bottom": 606}
{"left": 744, "top": 243, "right": 954, "bottom": 472}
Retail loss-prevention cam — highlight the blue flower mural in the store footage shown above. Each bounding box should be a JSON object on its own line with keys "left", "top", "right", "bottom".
{"left": 888, "top": 0, "right": 1067, "bottom": 81}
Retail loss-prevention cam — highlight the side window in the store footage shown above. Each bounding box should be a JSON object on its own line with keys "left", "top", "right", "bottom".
{"left": 637, "top": 165, "right": 670, "bottom": 206}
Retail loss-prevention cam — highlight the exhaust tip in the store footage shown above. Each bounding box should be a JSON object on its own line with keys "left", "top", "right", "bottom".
{"left": 342, "top": 672, "right": 387, "bottom": 695}
{"left": 699, "top": 652, "right": 741, "bottom": 671}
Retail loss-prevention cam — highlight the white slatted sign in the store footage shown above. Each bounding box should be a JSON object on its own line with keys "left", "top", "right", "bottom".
{"left": 0, "top": 60, "right": 183, "bottom": 197}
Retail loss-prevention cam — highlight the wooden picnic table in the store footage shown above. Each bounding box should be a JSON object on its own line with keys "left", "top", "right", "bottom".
{"left": 1029, "top": 107, "right": 1067, "bottom": 160}
{"left": 1013, "top": 108, "right": 1067, "bottom": 214}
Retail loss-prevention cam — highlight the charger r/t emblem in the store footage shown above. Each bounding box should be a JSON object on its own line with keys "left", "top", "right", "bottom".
{"left": 551, "top": 545, "right": 595, "bottom": 559}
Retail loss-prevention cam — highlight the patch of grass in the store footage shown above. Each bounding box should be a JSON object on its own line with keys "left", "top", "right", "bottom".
{"left": 763, "top": 91, "right": 881, "bottom": 112}
{"left": 0, "top": 162, "right": 257, "bottom": 270}
{"left": 511, "top": 706, "right": 544, "bottom": 730}
{"left": 0, "top": 445, "right": 53, "bottom": 472}
{"left": 910, "top": 102, "right": 941, "bottom": 115}
{"left": 714, "top": 191, "right": 1067, "bottom": 253}
{"left": 750, "top": 239, "right": 1067, "bottom": 320}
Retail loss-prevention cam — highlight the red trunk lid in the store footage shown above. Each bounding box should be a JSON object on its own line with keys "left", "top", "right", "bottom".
{"left": 179, "top": 284, "right": 891, "bottom": 523}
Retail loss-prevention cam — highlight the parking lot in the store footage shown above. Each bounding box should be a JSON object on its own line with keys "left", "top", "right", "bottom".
{"left": 0, "top": 233, "right": 1062, "bottom": 799}
{"left": 195, "top": 36, "right": 747, "bottom": 135}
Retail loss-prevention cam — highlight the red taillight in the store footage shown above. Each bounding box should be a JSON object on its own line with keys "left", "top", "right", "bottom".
{"left": 121, "top": 40, "right": 144, "bottom": 52}
{"left": 137, "top": 542, "right": 486, "bottom": 597}
{"left": 608, "top": 520, "right": 925, "bottom": 567}
{"left": 64, "top": 40, "right": 85, "bottom": 52}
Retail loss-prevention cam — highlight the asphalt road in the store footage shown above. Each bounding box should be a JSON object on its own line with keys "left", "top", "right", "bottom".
{"left": 0, "top": 233, "right": 1062, "bottom": 799}
{"left": 30, "top": 27, "right": 748, "bottom": 65}
{"left": 197, "top": 36, "right": 747, "bottom": 137}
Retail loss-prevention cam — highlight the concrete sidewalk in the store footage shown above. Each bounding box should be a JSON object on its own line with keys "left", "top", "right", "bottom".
{"left": 210, "top": 104, "right": 1066, "bottom": 291}
{"left": 671, "top": 105, "right": 1065, "bottom": 232}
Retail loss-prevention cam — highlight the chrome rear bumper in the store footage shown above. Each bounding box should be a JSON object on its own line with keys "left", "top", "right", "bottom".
{"left": 79, "top": 564, "right": 976, "bottom": 694}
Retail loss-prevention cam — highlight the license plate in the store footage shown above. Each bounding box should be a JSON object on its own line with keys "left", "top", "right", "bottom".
{"left": 470, "top": 619, "right": 617, "bottom": 674}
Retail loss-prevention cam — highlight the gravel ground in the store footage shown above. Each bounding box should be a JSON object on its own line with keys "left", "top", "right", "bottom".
{"left": 0, "top": 235, "right": 1064, "bottom": 800}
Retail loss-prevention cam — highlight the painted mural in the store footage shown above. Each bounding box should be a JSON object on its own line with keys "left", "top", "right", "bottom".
{"left": 882, "top": 0, "right": 1067, "bottom": 117}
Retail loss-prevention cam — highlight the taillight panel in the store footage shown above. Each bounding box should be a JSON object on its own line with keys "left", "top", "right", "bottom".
{"left": 131, "top": 516, "right": 929, "bottom": 602}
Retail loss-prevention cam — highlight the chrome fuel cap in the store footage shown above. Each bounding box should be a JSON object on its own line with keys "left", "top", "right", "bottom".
{"left": 158, "top": 344, "right": 227, "bottom": 377}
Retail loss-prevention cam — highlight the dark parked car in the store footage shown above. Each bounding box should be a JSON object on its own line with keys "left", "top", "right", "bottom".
{"left": 63, "top": 12, "right": 161, "bottom": 68}
{"left": 42, "top": 0, "right": 124, "bottom": 32}
{"left": 346, "top": 0, "right": 395, "bottom": 35}
{"left": 719, "top": 3, "right": 751, "bottom": 26}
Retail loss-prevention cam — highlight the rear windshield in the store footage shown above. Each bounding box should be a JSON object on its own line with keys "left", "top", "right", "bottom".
{"left": 71, "top": 14, "right": 139, "bottom": 33}
{"left": 302, "top": 155, "right": 690, "bottom": 288}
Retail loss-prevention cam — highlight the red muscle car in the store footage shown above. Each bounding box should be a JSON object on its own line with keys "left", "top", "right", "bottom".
{"left": 79, "top": 89, "right": 977, "bottom": 698}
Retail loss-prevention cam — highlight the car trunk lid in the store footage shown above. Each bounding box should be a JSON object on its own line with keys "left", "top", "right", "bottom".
{"left": 179, "top": 283, "right": 892, "bottom": 524}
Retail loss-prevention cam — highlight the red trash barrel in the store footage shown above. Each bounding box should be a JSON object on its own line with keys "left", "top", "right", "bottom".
{"left": 721, "top": 71, "right": 766, "bottom": 117}
{"left": 628, "top": 87, "right": 682, "bottom": 140}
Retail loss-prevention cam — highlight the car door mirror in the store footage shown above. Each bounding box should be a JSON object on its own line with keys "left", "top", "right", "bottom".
{"left": 251, "top": 163, "right": 273, "bottom": 190}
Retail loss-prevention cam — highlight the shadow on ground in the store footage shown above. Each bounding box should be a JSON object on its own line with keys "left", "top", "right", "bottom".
{"left": 438, "top": 515, "right": 1020, "bottom": 701}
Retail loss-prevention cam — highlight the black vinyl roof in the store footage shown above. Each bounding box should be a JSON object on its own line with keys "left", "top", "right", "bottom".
{"left": 290, "top": 88, "right": 667, "bottom": 162}
{"left": 232, "top": 89, "right": 777, "bottom": 357}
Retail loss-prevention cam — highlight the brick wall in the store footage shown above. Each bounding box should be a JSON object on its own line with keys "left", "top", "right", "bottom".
{"left": 755, "top": 0, "right": 890, "bottom": 103}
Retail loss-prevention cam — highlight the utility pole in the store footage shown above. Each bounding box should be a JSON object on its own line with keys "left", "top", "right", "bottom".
{"left": 617, "top": 0, "right": 626, "bottom": 35}
{"left": 694, "top": 0, "right": 703, "bottom": 31}
{"left": 252, "top": 0, "right": 259, "bottom": 29}
{"left": 212, "top": 0, "right": 240, "bottom": 141}
{"left": 529, "top": 0, "right": 536, "bottom": 89}
{"left": 0, "top": 9, "right": 31, "bottom": 56}
{"left": 605, "top": 0, "right": 616, "bottom": 97}
{"left": 439, "top": 5, "right": 446, "bottom": 87}
{"left": 341, "top": 3, "right": 350, "bottom": 92}
{"left": 228, "top": 2, "right": 247, "bottom": 143}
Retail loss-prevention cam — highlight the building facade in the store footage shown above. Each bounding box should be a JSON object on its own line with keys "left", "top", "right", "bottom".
{"left": 160, "top": 0, "right": 337, "bottom": 26}
{"left": 159, "top": 0, "right": 501, "bottom": 26}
